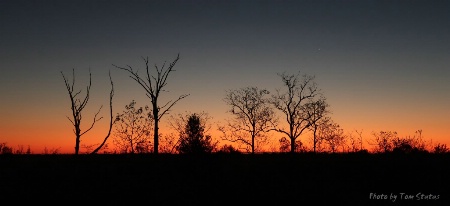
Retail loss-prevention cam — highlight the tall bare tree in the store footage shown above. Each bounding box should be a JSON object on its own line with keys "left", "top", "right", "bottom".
{"left": 271, "top": 71, "right": 320, "bottom": 153}
{"left": 61, "top": 69, "right": 115, "bottom": 155}
{"left": 219, "top": 87, "right": 276, "bottom": 154}
{"left": 304, "top": 96, "right": 329, "bottom": 153}
{"left": 114, "top": 54, "right": 189, "bottom": 154}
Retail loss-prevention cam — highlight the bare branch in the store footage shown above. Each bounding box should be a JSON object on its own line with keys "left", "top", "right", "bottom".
{"left": 158, "top": 94, "right": 190, "bottom": 120}
{"left": 222, "top": 87, "right": 275, "bottom": 154}
{"left": 114, "top": 53, "right": 188, "bottom": 154}
{"left": 91, "top": 70, "right": 116, "bottom": 154}
{"left": 80, "top": 105, "right": 103, "bottom": 136}
{"left": 66, "top": 116, "right": 75, "bottom": 126}
{"left": 271, "top": 71, "right": 322, "bottom": 153}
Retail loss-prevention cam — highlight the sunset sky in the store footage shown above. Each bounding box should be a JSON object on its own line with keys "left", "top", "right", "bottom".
{"left": 1, "top": 0, "right": 449, "bottom": 154}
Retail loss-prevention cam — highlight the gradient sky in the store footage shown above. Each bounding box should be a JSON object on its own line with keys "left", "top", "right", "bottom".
{"left": 1, "top": 0, "right": 449, "bottom": 154}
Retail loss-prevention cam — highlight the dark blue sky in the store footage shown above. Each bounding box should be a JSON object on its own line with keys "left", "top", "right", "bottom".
{"left": 1, "top": 0, "right": 449, "bottom": 152}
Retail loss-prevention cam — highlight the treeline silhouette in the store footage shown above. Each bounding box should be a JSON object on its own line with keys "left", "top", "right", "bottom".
{"left": 2, "top": 53, "right": 449, "bottom": 155}
{"left": 2, "top": 54, "right": 448, "bottom": 205}
{"left": 1, "top": 128, "right": 448, "bottom": 155}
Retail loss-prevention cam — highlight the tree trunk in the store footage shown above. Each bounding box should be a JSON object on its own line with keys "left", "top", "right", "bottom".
{"left": 313, "top": 126, "right": 317, "bottom": 153}
{"left": 152, "top": 100, "right": 159, "bottom": 154}
{"left": 290, "top": 137, "right": 296, "bottom": 154}
{"left": 75, "top": 135, "right": 80, "bottom": 155}
{"left": 153, "top": 121, "right": 158, "bottom": 154}
{"left": 251, "top": 134, "right": 255, "bottom": 154}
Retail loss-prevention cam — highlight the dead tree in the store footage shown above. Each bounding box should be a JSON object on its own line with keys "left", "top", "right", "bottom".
{"left": 304, "top": 97, "right": 329, "bottom": 153}
{"left": 61, "top": 69, "right": 115, "bottom": 155}
{"left": 219, "top": 87, "right": 276, "bottom": 154}
{"left": 113, "top": 53, "right": 189, "bottom": 154}
{"left": 271, "top": 71, "right": 321, "bottom": 153}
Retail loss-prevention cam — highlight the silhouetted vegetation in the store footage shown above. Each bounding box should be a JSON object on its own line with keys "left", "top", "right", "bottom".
{"left": 113, "top": 100, "right": 153, "bottom": 154}
{"left": 175, "top": 113, "right": 217, "bottom": 154}
{"left": 60, "top": 69, "right": 115, "bottom": 155}
{"left": 219, "top": 87, "right": 276, "bottom": 154}
{"left": 305, "top": 96, "right": 329, "bottom": 153}
{"left": 51, "top": 61, "right": 450, "bottom": 156}
{"left": 433, "top": 143, "right": 449, "bottom": 154}
{"left": 0, "top": 142, "right": 13, "bottom": 154}
{"left": 369, "top": 130, "right": 432, "bottom": 154}
{"left": 316, "top": 119, "right": 346, "bottom": 153}
{"left": 217, "top": 144, "right": 241, "bottom": 154}
{"left": 270, "top": 71, "right": 324, "bottom": 153}
{"left": 114, "top": 54, "right": 189, "bottom": 154}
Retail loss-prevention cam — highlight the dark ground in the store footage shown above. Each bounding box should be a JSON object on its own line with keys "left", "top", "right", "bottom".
{"left": 1, "top": 153, "right": 449, "bottom": 205}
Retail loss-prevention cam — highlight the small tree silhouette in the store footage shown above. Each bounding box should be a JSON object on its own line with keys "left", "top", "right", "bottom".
{"left": 370, "top": 130, "right": 430, "bottom": 154}
{"left": 176, "top": 113, "right": 216, "bottom": 154}
{"left": 0, "top": 142, "right": 13, "bottom": 154}
{"left": 347, "top": 130, "right": 364, "bottom": 153}
{"left": 279, "top": 137, "right": 305, "bottom": 153}
{"left": 391, "top": 131, "right": 428, "bottom": 154}
{"left": 113, "top": 100, "right": 153, "bottom": 154}
{"left": 317, "top": 119, "right": 346, "bottom": 153}
{"left": 217, "top": 144, "right": 241, "bottom": 154}
{"left": 370, "top": 131, "right": 397, "bottom": 153}
{"left": 433, "top": 143, "right": 449, "bottom": 154}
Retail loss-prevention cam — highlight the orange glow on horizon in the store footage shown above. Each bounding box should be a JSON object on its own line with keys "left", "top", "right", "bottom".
{"left": 2, "top": 121, "right": 449, "bottom": 154}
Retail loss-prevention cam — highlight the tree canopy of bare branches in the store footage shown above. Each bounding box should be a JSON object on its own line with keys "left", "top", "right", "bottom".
{"left": 220, "top": 87, "right": 276, "bottom": 154}
{"left": 271, "top": 71, "right": 321, "bottom": 153}
{"left": 370, "top": 131, "right": 397, "bottom": 153}
{"left": 61, "top": 69, "right": 115, "bottom": 155}
{"left": 304, "top": 96, "right": 329, "bottom": 153}
{"left": 317, "top": 119, "right": 346, "bottom": 153}
{"left": 114, "top": 53, "right": 189, "bottom": 154}
{"left": 113, "top": 100, "right": 153, "bottom": 154}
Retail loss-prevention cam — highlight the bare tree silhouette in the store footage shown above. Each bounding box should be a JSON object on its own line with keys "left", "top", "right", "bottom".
{"left": 370, "top": 131, "right": 397, "bottom": 153}
{"left": 304, "top": 97, "right": 329, "bottom": 153}
{"left": 347, "top": 130, "right": 365, "bottom": 153}
{"left": 0, "top": 142, "right": 13, "bottom": 154}
{"left": 113, "top": 100, "right": 153, "bottom": 154}
{"left": 271, "top": 71, "right": 321, "bottom": 153}
{"left": 317, "top": 119, "right": 346, "bottom": 153}
{"left": 114, "top": 54, "right": 189, "bottom": 154}
{"left": 61, "top": 69, "right": 115, "bottom": 155}
{"left": 391, "top": 130, "right": 428, "bottom": 154}
{"left": 433, "top": 143, "right": 449, "bottom": 154}
{"left": 219, "top": 87, "right": 276, "bottom": 154}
